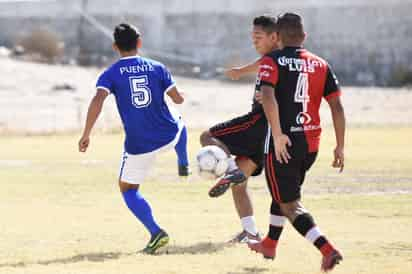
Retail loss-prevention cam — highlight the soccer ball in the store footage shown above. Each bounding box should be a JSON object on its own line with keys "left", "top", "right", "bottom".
{"left": 196, "top": 145, "right": 229, "bottom": 179}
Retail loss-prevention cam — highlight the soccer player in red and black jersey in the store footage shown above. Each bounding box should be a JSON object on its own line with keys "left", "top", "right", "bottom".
{"left": 247, "top": 13, "right": 345, "bottom": 272}
{"left": 200, "top": 16, "right": 278, "bottom": 243}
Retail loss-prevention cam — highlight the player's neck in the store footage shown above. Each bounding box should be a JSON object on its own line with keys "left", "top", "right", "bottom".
{"left": 281, "top": 43, "right": 303, "bottom": 49}
{"left": 119, "top": 50, "right": 139, "bottom": 58}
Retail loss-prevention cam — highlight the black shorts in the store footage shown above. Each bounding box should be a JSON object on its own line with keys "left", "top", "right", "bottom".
{"left": 210, "top": 111, "right": 267, "bottom": 176}
{"left": 264, "top": 147, "right": 317, "bottom": 203}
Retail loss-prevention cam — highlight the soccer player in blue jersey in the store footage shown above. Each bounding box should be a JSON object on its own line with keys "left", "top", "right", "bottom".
{"left": 78, "top": 23, "right": 185, "bottom": 254}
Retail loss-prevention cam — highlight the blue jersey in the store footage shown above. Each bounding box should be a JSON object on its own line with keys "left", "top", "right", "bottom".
{"left": 96, "top": 55, "right": 180, "bottom": 154}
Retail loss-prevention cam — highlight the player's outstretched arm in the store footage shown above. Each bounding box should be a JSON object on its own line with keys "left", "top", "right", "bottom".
{"left": 166, "top": 86, "right": 184, "bottom": 104}
{"left": 224, "top": 58, "right": 261, "bottom": 80}
{"left": 78, "top": 89, "right": 109, "bottom": 152}
{"left": 261, "top": 85, "right": 292, "bottom": 163}
{"left": 327, "top": 96, "right": 346, "bottom": 172}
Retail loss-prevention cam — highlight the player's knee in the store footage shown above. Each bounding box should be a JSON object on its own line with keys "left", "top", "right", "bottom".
{"left": 279, "top": 201, "right": 299, "bottom": 221}
{"left": 200, "top": 130, "right": 212, "bottom": 146}
{"left": 235, "top": 156, "right": 256, "bottom": 177}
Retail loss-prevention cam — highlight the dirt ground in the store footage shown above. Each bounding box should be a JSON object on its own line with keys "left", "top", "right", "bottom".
{"left": 0, "top": 56, "right": 411, "bottom": 133}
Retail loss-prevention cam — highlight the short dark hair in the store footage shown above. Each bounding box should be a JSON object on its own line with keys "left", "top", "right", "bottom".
{"left": 276, "top": 13, "right": 305, "bottom": 45}
{"left": 253, "top": 15, "right": 278, "bottom": 34}
{"left": 113, "top": 23, "right": 140, "bottom": 52}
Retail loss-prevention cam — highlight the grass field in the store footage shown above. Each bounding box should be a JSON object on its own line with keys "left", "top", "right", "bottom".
{"left": 0, "top": 127, "right": 411, "bottom": 274}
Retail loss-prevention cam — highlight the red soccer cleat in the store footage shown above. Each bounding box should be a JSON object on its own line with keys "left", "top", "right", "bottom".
{"left": 321, "top": 249, "right": 343, "bottom": 272}
{"left": 247, "top": 238, "right": 277, "bottom": 260}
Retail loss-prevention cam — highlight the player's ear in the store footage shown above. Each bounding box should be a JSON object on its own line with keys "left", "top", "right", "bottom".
{"left": 302, "top": 32, "right": 307, "bottom": 43}
{"left": 270, "top": 32, "right": 277, "bottom": 45}
{"left": 272, "top": 32, "right": 278, "bottom": 42}
{"left": 277, "top": 38, "right": 284, "bottom": 50}
{"left": 112, "top": 42, "right": 118, "bottom": 52}
{"left": 137, "top": 38, "right": 142, "bottom": 49}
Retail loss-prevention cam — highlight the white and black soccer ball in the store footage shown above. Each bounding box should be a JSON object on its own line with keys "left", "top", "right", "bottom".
{"left": 196, "top": 145, "right": 229, "bottom": 179}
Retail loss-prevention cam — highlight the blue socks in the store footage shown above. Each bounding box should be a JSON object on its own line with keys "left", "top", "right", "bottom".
{"left": 122, "top": 189, "right": 161, "bottom": 236}
{"left": 175, "top": 126, "right": 189, "bottom": 167}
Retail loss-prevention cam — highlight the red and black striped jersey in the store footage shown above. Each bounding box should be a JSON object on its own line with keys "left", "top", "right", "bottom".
{"left": 257, "top": 46, "right": 341, "bottom": 153}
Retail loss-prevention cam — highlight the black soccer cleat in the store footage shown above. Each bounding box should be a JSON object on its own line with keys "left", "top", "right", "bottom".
{"left": 208, "top": 169, "right": 247, "bottom": 198}
{"left": 142, "top": 229, "right": 170, "bottom": 254}
{"left": 178, "top": 165, "right": 191, "bottom": 177}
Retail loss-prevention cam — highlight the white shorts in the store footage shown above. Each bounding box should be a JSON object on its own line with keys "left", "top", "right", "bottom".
{"left": 118, "top": 124, "right": 183, "bottom": 185}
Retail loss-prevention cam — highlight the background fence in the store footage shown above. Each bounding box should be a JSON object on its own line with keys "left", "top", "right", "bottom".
{"left": 1, "top": 0, "right": 412, "bottom": 85}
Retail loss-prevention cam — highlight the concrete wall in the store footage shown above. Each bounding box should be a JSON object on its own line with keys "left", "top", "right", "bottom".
{"left": 1, "top": 0, "right": 412, "bottom": 85}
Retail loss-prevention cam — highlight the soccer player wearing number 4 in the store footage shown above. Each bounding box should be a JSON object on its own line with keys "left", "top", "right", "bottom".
{"left": 247, "top": 13, "right": 345, "bottom": 273}
{"left": 78, "top": 23, "right": 185, "bottom": 254}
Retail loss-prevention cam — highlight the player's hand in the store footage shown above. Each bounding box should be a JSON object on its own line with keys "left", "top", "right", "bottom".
{"left": 255, "top": 91, "right": 263, "bottom": 104}
{"left": 224, "top": 68, "right": 242, "bottom": 80}
{"left": 273, "top": 134, "right": 292, "bottom": 164}
{"left": 332, "top": 146, "right": 344, "bottom": 172}
{"left": 78, "top": 135, "right": 90, "bottom": 153}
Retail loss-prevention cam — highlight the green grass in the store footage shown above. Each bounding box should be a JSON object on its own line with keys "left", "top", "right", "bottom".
{"left": 0, "top": 127, "right": 411, "bottom": 274}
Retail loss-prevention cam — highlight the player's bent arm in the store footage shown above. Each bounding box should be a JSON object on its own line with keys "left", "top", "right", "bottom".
{"left": 166, "top": 86, "right": 184, "bottom": 104}
{"left": 82, "top": 89, "right": 109, "bottom": 137}
{"left": 327, "top": 96, "right": 346, "bottom": 149}
{"left": 78, "top": 89, "right": 108, "bottom": 152}
{"left": 237, "top": 59, "right": 261, "bottom": 74}
{"left": 225, "top": 58, "right": 261, "bottom": 80}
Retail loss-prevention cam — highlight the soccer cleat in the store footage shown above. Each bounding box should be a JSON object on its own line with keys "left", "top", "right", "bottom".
{"left": 247, "top": 238, "right": 276, "bottom": 260}
{"left": 178, "top": 165, "right": 191, "bottom": 177}
{"left": 246, "top": 232, "right": 262, "bottom": 244}
{"left": 228, "top": 230, "right": 262, "bottom": 244}
{"left": 142, "top": 229, "right": 169, "bottom": 254}
{"left": 208, "top": 169, "right": 247, "bottom": 198}
{"left": 229, "top": 230, "right": 248, "bottom": 244}
{"left": 321, "top": 249, "right": 343, "bottom": 272}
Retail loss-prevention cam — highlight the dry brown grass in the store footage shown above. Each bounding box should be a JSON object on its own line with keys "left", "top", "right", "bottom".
{"left": 18, "top": 28, "right": 64, "bottom": 62}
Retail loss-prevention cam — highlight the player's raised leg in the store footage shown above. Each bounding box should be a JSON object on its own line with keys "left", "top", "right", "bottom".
{"left": 175, "top": 125, "right": 190, "bottom": 176}
{"left": 200, "top": 130, "right": 247, "bottom": 197}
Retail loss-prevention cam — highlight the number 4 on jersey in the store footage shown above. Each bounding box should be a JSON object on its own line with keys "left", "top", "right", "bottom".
{"left": 294, "top": 73, "right": 310, "bottom": 112}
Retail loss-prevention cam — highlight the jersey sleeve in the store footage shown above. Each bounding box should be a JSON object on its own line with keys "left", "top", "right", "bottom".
{"left": 257, "top": 56, "right": 278, "bottom": 88}
{"left": 96, "top": 69, "right": 113, "bottom": 94}
{"left": 323, "top": 65, "right": 341, "bottom": 101}
{"left": 161, "top": 65, "right": 176, "bottom": 94}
